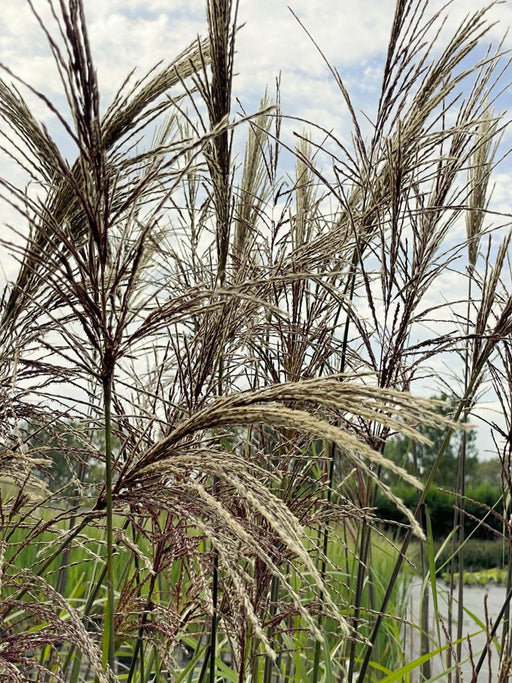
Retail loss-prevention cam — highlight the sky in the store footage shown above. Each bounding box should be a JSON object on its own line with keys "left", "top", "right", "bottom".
{"left": 1, "top": 0, "right": 512, "bottom": 457}
{"left": 2, "top": 0, "right": 512, "bottom": 179}
{"left": 2, "top": 1, "right": 511, "bottom": 136}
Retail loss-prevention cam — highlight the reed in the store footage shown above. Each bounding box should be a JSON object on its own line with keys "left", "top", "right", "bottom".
{"left": 0, "top": 0, "right": 511, "bottom": 681}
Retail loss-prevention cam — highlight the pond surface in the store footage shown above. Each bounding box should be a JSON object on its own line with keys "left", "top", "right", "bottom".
{"left": 406, "top": 579, "right": 511, "bottom": 681}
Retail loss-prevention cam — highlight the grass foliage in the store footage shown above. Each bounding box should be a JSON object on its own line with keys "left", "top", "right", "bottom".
{"left": 1, "top": 0, "right": 512, "bottom": 680}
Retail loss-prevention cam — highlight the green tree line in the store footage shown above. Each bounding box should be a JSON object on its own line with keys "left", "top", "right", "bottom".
{"left": 376, "top": 395, "right": 504, "bottom": 539}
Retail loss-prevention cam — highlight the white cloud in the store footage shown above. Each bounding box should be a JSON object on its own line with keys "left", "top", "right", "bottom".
{"left": 1, "top": 0, "right": 509, "bottom": 139}
{"left": 0, "top": 0, "right": 511, "bottom": 460}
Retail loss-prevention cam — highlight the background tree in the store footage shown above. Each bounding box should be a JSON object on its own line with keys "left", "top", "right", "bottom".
{"left": 473, "top": 456, "right": 503, "bottom": 487}
{"left": 384, "top": 394, "right": 479, "bottom": 489}
{"left": 23, "top": 419, "right": 105, "bottom": 499}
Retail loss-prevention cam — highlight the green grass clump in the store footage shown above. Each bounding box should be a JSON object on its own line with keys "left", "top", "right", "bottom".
{"left": 442, "top": 568, "right": 509, "bottom": 586}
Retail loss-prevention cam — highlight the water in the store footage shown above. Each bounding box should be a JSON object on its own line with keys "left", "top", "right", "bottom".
{"left": 405, "top": 579, "right": 510, "bottom": 681}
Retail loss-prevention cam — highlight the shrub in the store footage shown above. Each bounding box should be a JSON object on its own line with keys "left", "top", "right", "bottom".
{"left": 375, "top": 484, "right": 504, "bottom": 540}
{"left": 437, "top": 538, "right": 507, "bottom": 572}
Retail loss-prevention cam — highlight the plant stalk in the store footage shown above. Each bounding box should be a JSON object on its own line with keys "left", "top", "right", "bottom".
{"left": 102, "top": 373, "right": 116, "bottom": 674}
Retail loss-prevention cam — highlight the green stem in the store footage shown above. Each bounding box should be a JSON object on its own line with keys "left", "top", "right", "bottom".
{"left": 65, "top": 517, "right": 132, "bottom": 681}
{"left": 263, "top": 574, "right": 281, "bottom": 683}
{"left": 455, "top": 429, "right": 466, "bottom": 666}
{"left": 67, "top": 563, "right": 107, "bottom": 681}
{"left": 209, "top": 550, "right": 219, "bottom": 683}
{"left": 357, "top": 359, "right": 486, "bottom": 683}
{"left": 346, "top": 484, "right": 376, "bottom": 683}
{"left": 501, "top": 550, "right": 512, "bottom": 657}
{"left": 102, "top": 373, "right": 116, "bottom": 674}
{"left": 127, "top": 574, "right": 158, "bottom": 683}
{"left": 456, "top": 276, "right": 474, "bottom": 665}
{"left": 314, "top": 252, "right": 359, "bottom": 683}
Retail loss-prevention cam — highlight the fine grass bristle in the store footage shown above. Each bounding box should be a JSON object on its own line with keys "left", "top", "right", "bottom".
{"left": 0, "top": 0, "right": 511, "bottom": 681}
